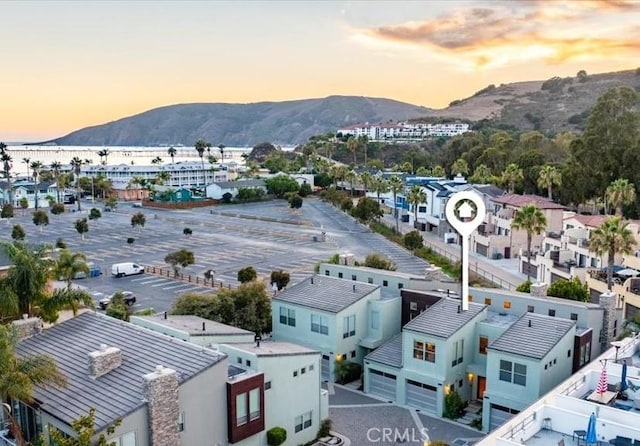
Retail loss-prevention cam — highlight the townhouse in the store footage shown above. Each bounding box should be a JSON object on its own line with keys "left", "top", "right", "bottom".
{"left": 337, "top": 122, "right": 471, "bottom": 141}
{"left": 206, "top": 179, "right": 267, "bottom": 200}
{"left": 0, "top": 180, "right": 59, "bottom": 208}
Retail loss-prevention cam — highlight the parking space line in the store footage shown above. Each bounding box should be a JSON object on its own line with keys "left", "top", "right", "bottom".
{"left": 139, "top": 278, "right": 170, "bottom": 285}
{"left": 150, "top": 281, "right": 173, "bottom": 287}
{"left": 173, "top": 286, "right": 205, "bottom": 293}
{"left": 162, "top": 283, "right": 192, "bottom": 290}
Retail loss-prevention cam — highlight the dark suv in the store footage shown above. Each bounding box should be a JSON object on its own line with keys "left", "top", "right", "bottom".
{"left": 99, "top": 291, "right": 136, "bottom": 310}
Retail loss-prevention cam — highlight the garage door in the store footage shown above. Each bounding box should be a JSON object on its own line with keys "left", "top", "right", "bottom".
{"left": 490, "top": 404, "right": 518, "bottom": 431}
{"left": 368, "top": 369, "right": 396, "bottom": 402}
{"left": 405, "top": 380, "right": 437, "bottom": 415}
{"left": 321, "top": 355, "right": 330, "bottom": 382}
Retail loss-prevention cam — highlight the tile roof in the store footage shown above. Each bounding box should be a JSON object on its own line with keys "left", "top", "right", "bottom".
{"left": 15, "top": 312, "right": 225, "bottom": 430}
{"left": 273, "top": 275, "right": 379, "bottom": 313}
{"left": 365, "top": 334, "right": 403, "bottom": 368}
{"left": 403, "top": 298, "right": 486, "bottom": 338}
{"left": 566, "top": 214, "right": 609, "bottom": 228}
{"left": 492, "top": 194, "right": 565, "bottom": 209}
{"left": 489, "top": 312, "right": 575, "bottom": 359}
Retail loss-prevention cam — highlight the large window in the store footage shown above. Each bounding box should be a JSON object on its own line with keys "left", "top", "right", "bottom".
{"left": 295, "top": 411, "right": 313, "bottom": 433}
{"left": 236, "top": 388, "right": 261, "bottom": 426}
{"left": 452, "top": 339, "right": 464, "bottom": 367}
{"left": 580, "top": 342, "right": 591, "bottom": 366}
{"left": 343, "top": 315, "right": 356, "bottom": 338}
{"left": 236, "top": 393, "right": 247, "bottom": 426}
{"left": 249, "top": 388, "right": 260, "bottom": 421}
{"left": 499, "top": 360, "right": 527, "bottom": 386}
{"left": 279, "top": 307, "right": 295, "bottom": 327}
{"left": 371, "top": 311, "right": 380, "bottom": 330}
{"left": 413, "top": 340, "right": 436, "bottom": 362}
{"left": 111, "top": 432, "right": 136, "bottom": 446}
{"left": 479, "top": 336, "right": 488, "bottom": 355}
{"left": 311, "top": 314, "right": 329, "bottom": 335}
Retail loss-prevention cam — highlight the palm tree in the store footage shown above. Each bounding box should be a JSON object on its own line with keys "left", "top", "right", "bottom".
{"left": 1, "top": 142, "right": 13, "bottom": 206}
{"left": 155, "top": 171, "right": 171, "bottom": 186}
{"left": 194, "top": 139, "right": 208, "bottom": 186}
{"left": 451, "top": 158, "right": 469, "bottom": 177}
{"left": 358, "top": 135, "right": 369, "bottom": 168}
{"left": 54, "top": 249, "right": 90, "bottom": 290}
{"left": 97, "top": 149, "right": 110, "bottom": 165}
{"left": 389, "top": 175, "right": 404, "bottom": 233}
{"left": 22, "top": 157, "right": 31, "bottom": 180}
{"left": 346, "top": 136, "right": 358, "bottom": 166}
{"left": 50, "top": 161, "right": 62, "bottom": 203}
{"left": 470, "top": 164, "right": 492, "bottom": 184}
{"left": 511, "top": 204, "right": 547, "bottom": 278}
{"left": 372, "top": 177, "right": 390, "bottom": 208}
{"left": 606, "top": 178, "right": 636, "bottom": 217}
{"left": 590, "top": 217, "right": 636, "bottom": 291}
{"left": 431, "top": 165, "right": 446, "bottom": 177}
{"left": 167, "top": 146, "right": 177, "bottom": 165}
{"left": 407, "top": 185, "right": 427, "bottom": 225}
{"left": 360, "top": 172, "right": 373, "bottom": 193}
{"left": 70, "top": 157, "right": 84, "bottom": 211}
{"left": 502, "top": 163, "right": 524, "bottom": 193}
{"left": 30, "top": 161, "right": 43, "bottom": 210}
{"left": 151, "top": 156, "right": 163, "bottom": 165}
{"left": 537, "top": 165, "right": 562, "bottom": 200}
{"left": 218, "top": 144, "right": 226, "bottom": 163}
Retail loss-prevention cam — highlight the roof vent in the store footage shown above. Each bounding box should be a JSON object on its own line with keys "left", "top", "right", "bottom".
{"left": 457, "top": 305, "right": 461, "bottom": 314}
{"left": 528, "top": 319, "right": 532, "bottom": 328}
{"left": 311, "top": 277, "right": 314, "bottom": 284}
{"left": 353, "top": 284, "right": 356, "bottom": 293}
{"left": 202, "top": 322, "right": 206, "bottom": 331}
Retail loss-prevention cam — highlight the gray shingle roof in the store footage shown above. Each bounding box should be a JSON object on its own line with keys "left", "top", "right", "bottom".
{"left": 15, "top": 312, "right": 224, "bottom": 430}
{"left": 365, "top": 334, "right": 403, "bottom": 368}
{"left": 213, "top": 179, "right": 265, "bottom": 189}
{"left": 489, "top": 312, "right": 576, "bottom": 359}
{"left": 273, "top": 275, "right": 379, "bottom": 313}
{"left": 403, "top": 298, "right": 486, "bottom": 338}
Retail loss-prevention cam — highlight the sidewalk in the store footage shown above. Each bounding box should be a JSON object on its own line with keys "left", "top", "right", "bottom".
{"left": 380, "top": 213, "right": 526, "bottom": 291}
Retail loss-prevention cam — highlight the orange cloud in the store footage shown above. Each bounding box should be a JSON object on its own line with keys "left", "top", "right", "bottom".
{"left": 356, "top": 1, "right": 640, "bottom": 69}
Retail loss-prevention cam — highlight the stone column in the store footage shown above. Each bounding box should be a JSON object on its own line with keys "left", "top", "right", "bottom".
{"left": 143, "top": 365, "right": 179, "bottom": 446}
{"left": 530, "top": 282, "right": 548, "bottom": 298}
{"left": 599, "top": 291, "right": 617, "bottom": 350}
{"left": 11, "top": 316, "right": 43, "bottom": 340}
{"left": 88, "top": 345, "right": 122, "bottom": 378}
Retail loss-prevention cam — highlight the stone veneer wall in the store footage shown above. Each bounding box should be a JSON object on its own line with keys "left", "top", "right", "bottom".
{"left": 88, "top": 345, "right": 122, "bottom": 378}
{"left": 143, "top": 366, "right": 179, "bottom": 446}
{"left": 11, "top": 317, "right": 43, "bottom": 340}
{"left": 599, "top": 291, "right": 617, "bottom": 350}
{"left": 530, "top": 282, "right": 549, "bottom": 298}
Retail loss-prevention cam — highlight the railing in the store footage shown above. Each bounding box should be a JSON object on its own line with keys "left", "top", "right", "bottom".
{"left": 504, "top": 411, "right": 537, "bottom": 441}
{"left": 144, "top": 265, "right": 234, "bottom": 289}
{"left": 560, "top": 374, "right": 587, "bottom": 396}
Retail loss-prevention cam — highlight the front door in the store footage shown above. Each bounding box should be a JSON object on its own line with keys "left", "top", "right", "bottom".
{"left": 477, "top": 376, "right": 486, "bottom": 399}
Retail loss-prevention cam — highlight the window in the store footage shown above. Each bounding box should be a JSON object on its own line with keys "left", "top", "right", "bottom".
{"left": 178, "top": 412, "right": 185, "bottom": 432}
{"left": 570, "top": 313, "right": 578, "bottom": 321}
{"left": 409, "top": 302, "right": 417, "bottom": 311}
{"left": 279, "top": 307, "right": 295, "bottom": 326}
{"left": 383, "top": 280, "right": 388, "bottom": 287}
{"left": 580, "top": 342, "right": 591, "bottom": 366}
{"left": 325, "top": 270, "right": 330, "bottom": 276}
{"left": 527, "top": 305, "right": 534, "bottom": 313}
{"left": 338, "top": 272, "right": 343, "bottom": 278}
{"left": 294, "top": 411, "right": 313, "bottom": 432}
{"left": 343, "top": 315, "right": 356, "bottom": 338}
{"left": 112, "top": 432, "right": 136, "bottom": 446}
{"left": 484, "top": 298, "right": 492, "bottom": 305}
{"left": 311, "top": 314, "right": 329, "bottom": 335}
{"left": 265, "top": 381, "right": 271, "bottom": 390}
{"left": 236, "top": 393, "right": 247, "bottom": 426}
{"left": 567, "top": 349, "right": 571, "bottom": 357}
{"left": 413, "top": 340, "right": 436, "bottom": 362}
{"left": 499, "top": 360, "right": 527, "bottom": 386}
{"left": 350, "top": 350, "right": 356, "bottom": 358}
{"left": 548, "top": 309, "right": 556, "bottom": 317}
{"left": 249, "top": 388, "right": 260, "bottom": 421}
{"left": 479, "top": 336, "right": 488, "bottom": 355}
{"left": 245, "top": 359, "right": 251, "bottom": 367}
{"left": 451, "top": 339, "right": 463, "bottom": 366}
{"left": 301, "top": 367, "right": 306, "bottom": 374}
{"left": 371, "top": 311, "right": 380, "bottom": 330}
{"left": 503, "top": 301, "right": 511, "bottom": 309}
{"left": 309, "top": 364, "right": 314, "bottom": 371}
{"left": 418, "top": 206, "right": 427, "bottom": 213}
{"left": 237, "top": 357, "right": 242, "bottom": 364}
{"left": 293, "top": 370, "right": 298, "bottom": 377}
{"left": 368, "top": 277, "right": 373, "bottom": 284}
{"left": 398, "top": 283, "right": 404, "bottom": 289}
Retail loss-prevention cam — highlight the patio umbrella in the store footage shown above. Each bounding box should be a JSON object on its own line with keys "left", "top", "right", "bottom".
{"left": 596, "top": 362, "right": 608, "bottom": 396}
{"left": 586, "top": 412, "right": 597, "bottom": 445}
{"left": 620, "top": 360, "right": 628, "bottom": 392}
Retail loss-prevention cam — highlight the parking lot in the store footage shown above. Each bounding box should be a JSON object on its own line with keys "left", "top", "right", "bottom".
{"left": 1, "top": 198, "right": 431, "bottom": 313}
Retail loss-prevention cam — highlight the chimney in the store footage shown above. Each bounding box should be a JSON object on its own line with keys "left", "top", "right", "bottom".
{"left": 143, "top": 365, "right": 179, "bottom": 446}
{"left": 599, "top": 291, "right": 618, "bottom": 350}
{"left": 88, "top": 344, "right": 122, "bottom": 378}
{"left": 11, "top": 316, "right": 43, "bottom": 340}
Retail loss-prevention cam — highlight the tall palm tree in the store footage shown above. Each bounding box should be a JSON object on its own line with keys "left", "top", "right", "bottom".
{"left": 1, "top": 142, "right": 13, "bottom": 206}
{"left": 360, "top": 171, "right": 373, "bottom": 193}
{"left": 451, "top": 158, "right": 469, "bottom": 177}
{"left": 389, "top": 175, "right": 404, "bottom": 233}
{"left": 345, "top": 170, "right": 357, "bottom": 197}
{"left": 358, "top": 135, "right": 369, "bottom": 168}
{"left": 155, "top": 171, "right": 172, "bottom": 186}
{"left": 70, "top": 157, "right": 84, "bottom": 211}
{"left": 167, "top": 146, "right": 177, "bottom": 165}
{"left": 372, "top": 177, "right": 390, "bottom": 207}
{"left": 22, "top": 157, "right": 31, "bottom": 180}
{"left": 511, "top": 204, "right": 547, "bottom": 278}
{"left": 590, "top": 217, "right": 636, "bottom": 291}
{"left": 407, "top": 185, "right": 427, "bottom": 225}
{"left": 606, "top": 178, "right": 636, "bottom": 217}
{"left": 502, "top": 163, "right": 524, "bottom": 194}
{"left": 50, "top": 161, "right": 62, "bottom": 203}
{"left": 218, "top": 144, "right": 226, "bottom": 163}
{"left": 470, "top": 164, "right": 492, "bottom": 184}
{"left": 151, "top": 156, "right": 163, "bottom": 165}
{"left": 194, "top": 139, "right": 208, "bottom": 186}
{"left": 346, "top": 136, "right": 358, "bottom": 166}
{"left": 537, "top": 165, "right": 562, "bottom": 200}
{"left": 97, "top": 149, "right": 110, "bottom": 165}
{"left": 54, "top": 249, "right": 90, "bottom": 291}
{"left": 30, "top": 161, "right": 43, "bottom": 210}
{"left": 431, "top": 165, "right": 446, "bottom": 177}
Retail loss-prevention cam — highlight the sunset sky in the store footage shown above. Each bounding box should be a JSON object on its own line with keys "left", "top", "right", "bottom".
{"left": 2, "top": 0, "right": 639, "bottom": 142}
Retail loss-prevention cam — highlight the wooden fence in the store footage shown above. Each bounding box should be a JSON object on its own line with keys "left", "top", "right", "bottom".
{"left": 144, "top": 265, "right": 234, "bottom": 290}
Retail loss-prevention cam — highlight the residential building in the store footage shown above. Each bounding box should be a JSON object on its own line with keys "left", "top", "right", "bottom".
{"left": 151, "top": 185, "right": 193, "bottom": 203}
{"left": 219, "top": 342, "right": 329, "bottom": 446}
{"left": 271, "top": 275, "right": 400, "bottom": 381}
{"left": 477, "top": 333, "right": 640, "bottom": 445}
{"left": 130, "top": 314, "right": 256, "bottom": 345}
{"left": 337, "top": 122, "right": 471, "bottom": 141}
{"left": 0, "top": 180, "right": 59, "bottom": 208}
{"left": 206, "top": 179, "right": 267, "bottom": 200}
{"left": 9, "top": 312, "right": 229, "bottom": 446}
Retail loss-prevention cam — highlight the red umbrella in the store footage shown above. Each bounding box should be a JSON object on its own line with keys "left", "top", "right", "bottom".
{"left": 596, "top": 362, "right": 608, "bottom": 395}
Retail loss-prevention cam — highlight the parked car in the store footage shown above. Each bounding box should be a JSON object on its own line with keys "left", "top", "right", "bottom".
{"left": 111, "top": 262, "right": 145, "bottom": 277}
{"left": 132, "top": 202, "right": 143, "bottom": 208}
{"left": 99, "top": 291, "right": 136, "bottom": 310}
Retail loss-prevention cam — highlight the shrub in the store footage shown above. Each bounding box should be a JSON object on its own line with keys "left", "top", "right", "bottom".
{"left": 516, "top": 280, "right": 532, "bottom": 293}
{"left": 55, "top": 238, "right": 67, "bottom": 249}
{"left": 340, "top": 198, "right": 353, "bottom": 211}
{"left": 298, "top": 183, "right": 312, "bottom": 197}
{"left": 404, "top": 230, "right": 423, "bottom": 250}
{"left": 267, "top": 427, "right": 287, "bottom": 446}
{"left": 317, "top": 419, "right": 332, "bottom": 438}
{"left": 1, "top": 203, "right": 14, "bottom": 218}
{"left": 443, "top": 390, "right": 465, "bottom": 419}
{"left": 289, "top": 194, "right": 303, "bottom": 209}
{"left": 127, "top": 237, "right": 135, "bottom": 245}
{"left": 221, "top": 192, "right": 233, "bottom": 203}
{"left": 547, "top": 277, "right": 589, "bottom": 302}
{"left": 334, "top": 360, "right": 362, "bottom": 384}
{"left": 270, "top": 270, "right": 290, "bottom": 290}
{"left": 183, "top": 227, "right": 193, "bottom": 236}
{"left": 363, "top": 253, "right": 396, "bottom": 271}
{"left": 237, "top": 266, "right": 258, "bottom": 283}
{"left": 11, "top": 224, "right": 26, "bottom": 241}
{"left": 472, "top": 84, "right": 496, "bottom": 96}
{"left": 470, "top": 417, "right": 483, "bottom": 430}
{"left": 50, "top": 203, "right": 65, "bottom": 215}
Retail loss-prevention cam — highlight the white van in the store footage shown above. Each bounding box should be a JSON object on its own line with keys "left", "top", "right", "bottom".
{"left": 111, "top": 262, "right": 145, "bottom": 277}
